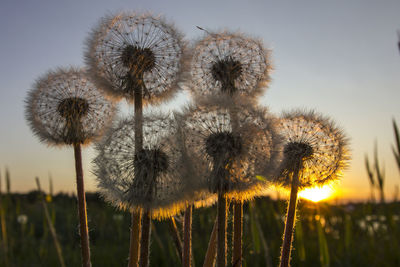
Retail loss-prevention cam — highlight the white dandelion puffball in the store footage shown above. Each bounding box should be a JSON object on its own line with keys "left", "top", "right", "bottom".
{"left": 276, "top": 109, "right": 350, "bottom": 189}
{"left": 25, "top": 67, "right": 115, "bottom": 146}
{"left": 94, "top": 113, "right": 192, "bottom": 220}
{"left": 190, "top": 31, "right": 271, "bottom": 98}
{"left": 86, "top": 12, "right": 187, "bottom": 105}
{"left": 178, "top": 96, "right": 281, "bottom": 201}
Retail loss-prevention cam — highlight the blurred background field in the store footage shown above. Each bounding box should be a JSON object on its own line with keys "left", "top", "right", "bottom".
{"left": 1, "top": 189, "right": 400, "bottom": 267}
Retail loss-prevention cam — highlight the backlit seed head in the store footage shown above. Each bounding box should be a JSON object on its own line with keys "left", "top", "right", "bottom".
{"left": 57, "top": 97, "right": 89, "bottom": 119}
{"left": 178, "top": 95, "right": 281, "bottom": 200}
{"left": 86, "top": 12, "right": 187, "bottom": 105}
{"left": 284, "top": 142, "right": 313, "bottom": 162}
{"left": 25, "top": 67, "right": 115, "bottom": 146}
{"left": 94, "top": 113, "right": 191, "bottom": 220}
{"left": 211, "top": 57, "right": 242, "bottom": 95}
{"left": 134, "top": 148, "right": 169, "bottom": 176}
{"left": 205, "top": 132, "right": 242, "bottom": 161}
{"left": 120, "top": 46, "right": 156, "bottom": 73}
{"left": 189, "top": 31, "right": 271, "bottom": 98}
{"left": 276, "top": 109, "right": 350, "bottom": 189}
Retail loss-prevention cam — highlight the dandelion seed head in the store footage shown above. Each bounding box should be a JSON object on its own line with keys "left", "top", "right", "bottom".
{"left": 57, "top": 97, "right": 89, "bottom": 119}
{"left": 86, "top": 12, "right": 187, "bottom": 105}
{"left": 284, "top": 142, "right": 313, "bottom": 162}
{"left": 25, "top": 67, "right": 115, "bottom": 146}
{"left": 190, "top": 31, "right": 271, "bottom": 98}
{"left": 94, "top": 114, "right": 190, "bottom": 220}
{"left": 179, "top": 96, "right": 281, "bottom": 201}
{"left": 135, "top": 148, "right": 169, "bottom": 176}
{"left": 276, "top": 109, "right": 350, "bottom": 188}
{"left": 205, "top": 132, "right": 243, "bottom": 161}
{"left": 120, "top": 46, "right": 155, "bottom": 72}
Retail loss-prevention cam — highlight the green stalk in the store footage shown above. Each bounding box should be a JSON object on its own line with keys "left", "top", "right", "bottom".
{"left": 392, "top": 119, "right": 400, "bottom": 173}
{"left": 374, "top": 142, "right": 385, "bottom": 203}
{"left": 252, "top": 202, "right": 272, "bottom": 267}
{"left": 203, "top": 216, "right": 218, "bottom": 267}
{"left": 35, "top": 177, "right": 66, "bottom": 267}
{"left": 316, "top": 206, "right": 330, "bottom": 267}
{"left": 168, "top": 217, "right": 183, "bottom": 263}
{"left": 151, "top": 222, "right": 167, "bottom": 260}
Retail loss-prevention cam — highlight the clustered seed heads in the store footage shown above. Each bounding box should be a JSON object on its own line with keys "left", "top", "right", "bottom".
{"left": 86, "top": 12, "right": 186, "bottom": 104}
{"left": 94, "top": 114, "right": 191, "bottom": 219}
{"left": 25, "top": 67, "right": 115, "bottom": 146}
{"left": 179, "top": 96, "right": 281, "bottom": 201}
{"left": 190, "top": 31, "right": 271, "bottom": 97}
{"left": 23, "top": 9, "right": 352, "bottom": 266}
{"left": 276, "top": 110, "right": 350, "bottom": 189}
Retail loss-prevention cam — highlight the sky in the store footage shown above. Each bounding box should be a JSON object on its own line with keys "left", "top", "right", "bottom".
{"left": 0, "top": 0, "right": 399, "bottom": 202}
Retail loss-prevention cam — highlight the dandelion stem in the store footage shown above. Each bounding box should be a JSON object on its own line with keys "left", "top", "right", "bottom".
{"left": 183, "top": 205, "right": 193, "bottom": 267}
{"left": 134, "top": 83, "right": 143, "bottom": 149}
{"left": 232, "top": 200, "right": 243, "bottom": 267}
{"left": 35, "top": 177, "right": 66, "bottom": 267}
{"left": 73, "top": 143, "right": 91, "bottom": 267}
{"left": 279, "top": 162, "right": 301, "bottom": 267}
{"left": 168, "top": 217, "right": 183, "bottom": 262}
{"left": 128, "top": 210, "right": 142, "bottom": 267}
{"left": 217, "top": 192, "right": 227, "bottom": 267}
{"left": 203, "top": 216, "right": 217, "bottom": 267}
{"left": 139, "top": 210, "right": 151, "bottom": 267}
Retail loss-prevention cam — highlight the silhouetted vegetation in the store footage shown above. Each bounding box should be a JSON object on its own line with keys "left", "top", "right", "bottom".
{"left": 0, "top": 192, "right": 399, "bottom": 266}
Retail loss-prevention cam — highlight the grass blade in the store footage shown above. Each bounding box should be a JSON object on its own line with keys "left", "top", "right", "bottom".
{"left": 316, "top": 216, "right": 330, "bottom": 267}
{"left": 35, "top": 177, "right": 66, "bottom": 267}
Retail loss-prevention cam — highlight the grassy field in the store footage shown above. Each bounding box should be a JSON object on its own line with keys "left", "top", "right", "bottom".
{"left": 0, "top": 192, "right": 399, "bottom": 267}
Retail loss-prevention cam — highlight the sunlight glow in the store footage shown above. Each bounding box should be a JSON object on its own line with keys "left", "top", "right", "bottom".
{"left": 298, "top": 185, "right": 335, "bottom": 202}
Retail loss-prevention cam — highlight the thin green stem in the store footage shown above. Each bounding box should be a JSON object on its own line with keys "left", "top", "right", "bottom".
{"left": 35, "top": 177, "right": 66, "bottom": 267}
{"left": 203, "top": 216, "right": 218, "bottom": 267}
{"left": 168, "top": 217, "right": 183, "bottom": 263}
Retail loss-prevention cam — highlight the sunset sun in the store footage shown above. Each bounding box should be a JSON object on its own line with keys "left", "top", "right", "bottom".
{"left": 298, "top": 185, "right": 335, "bottom": 202}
